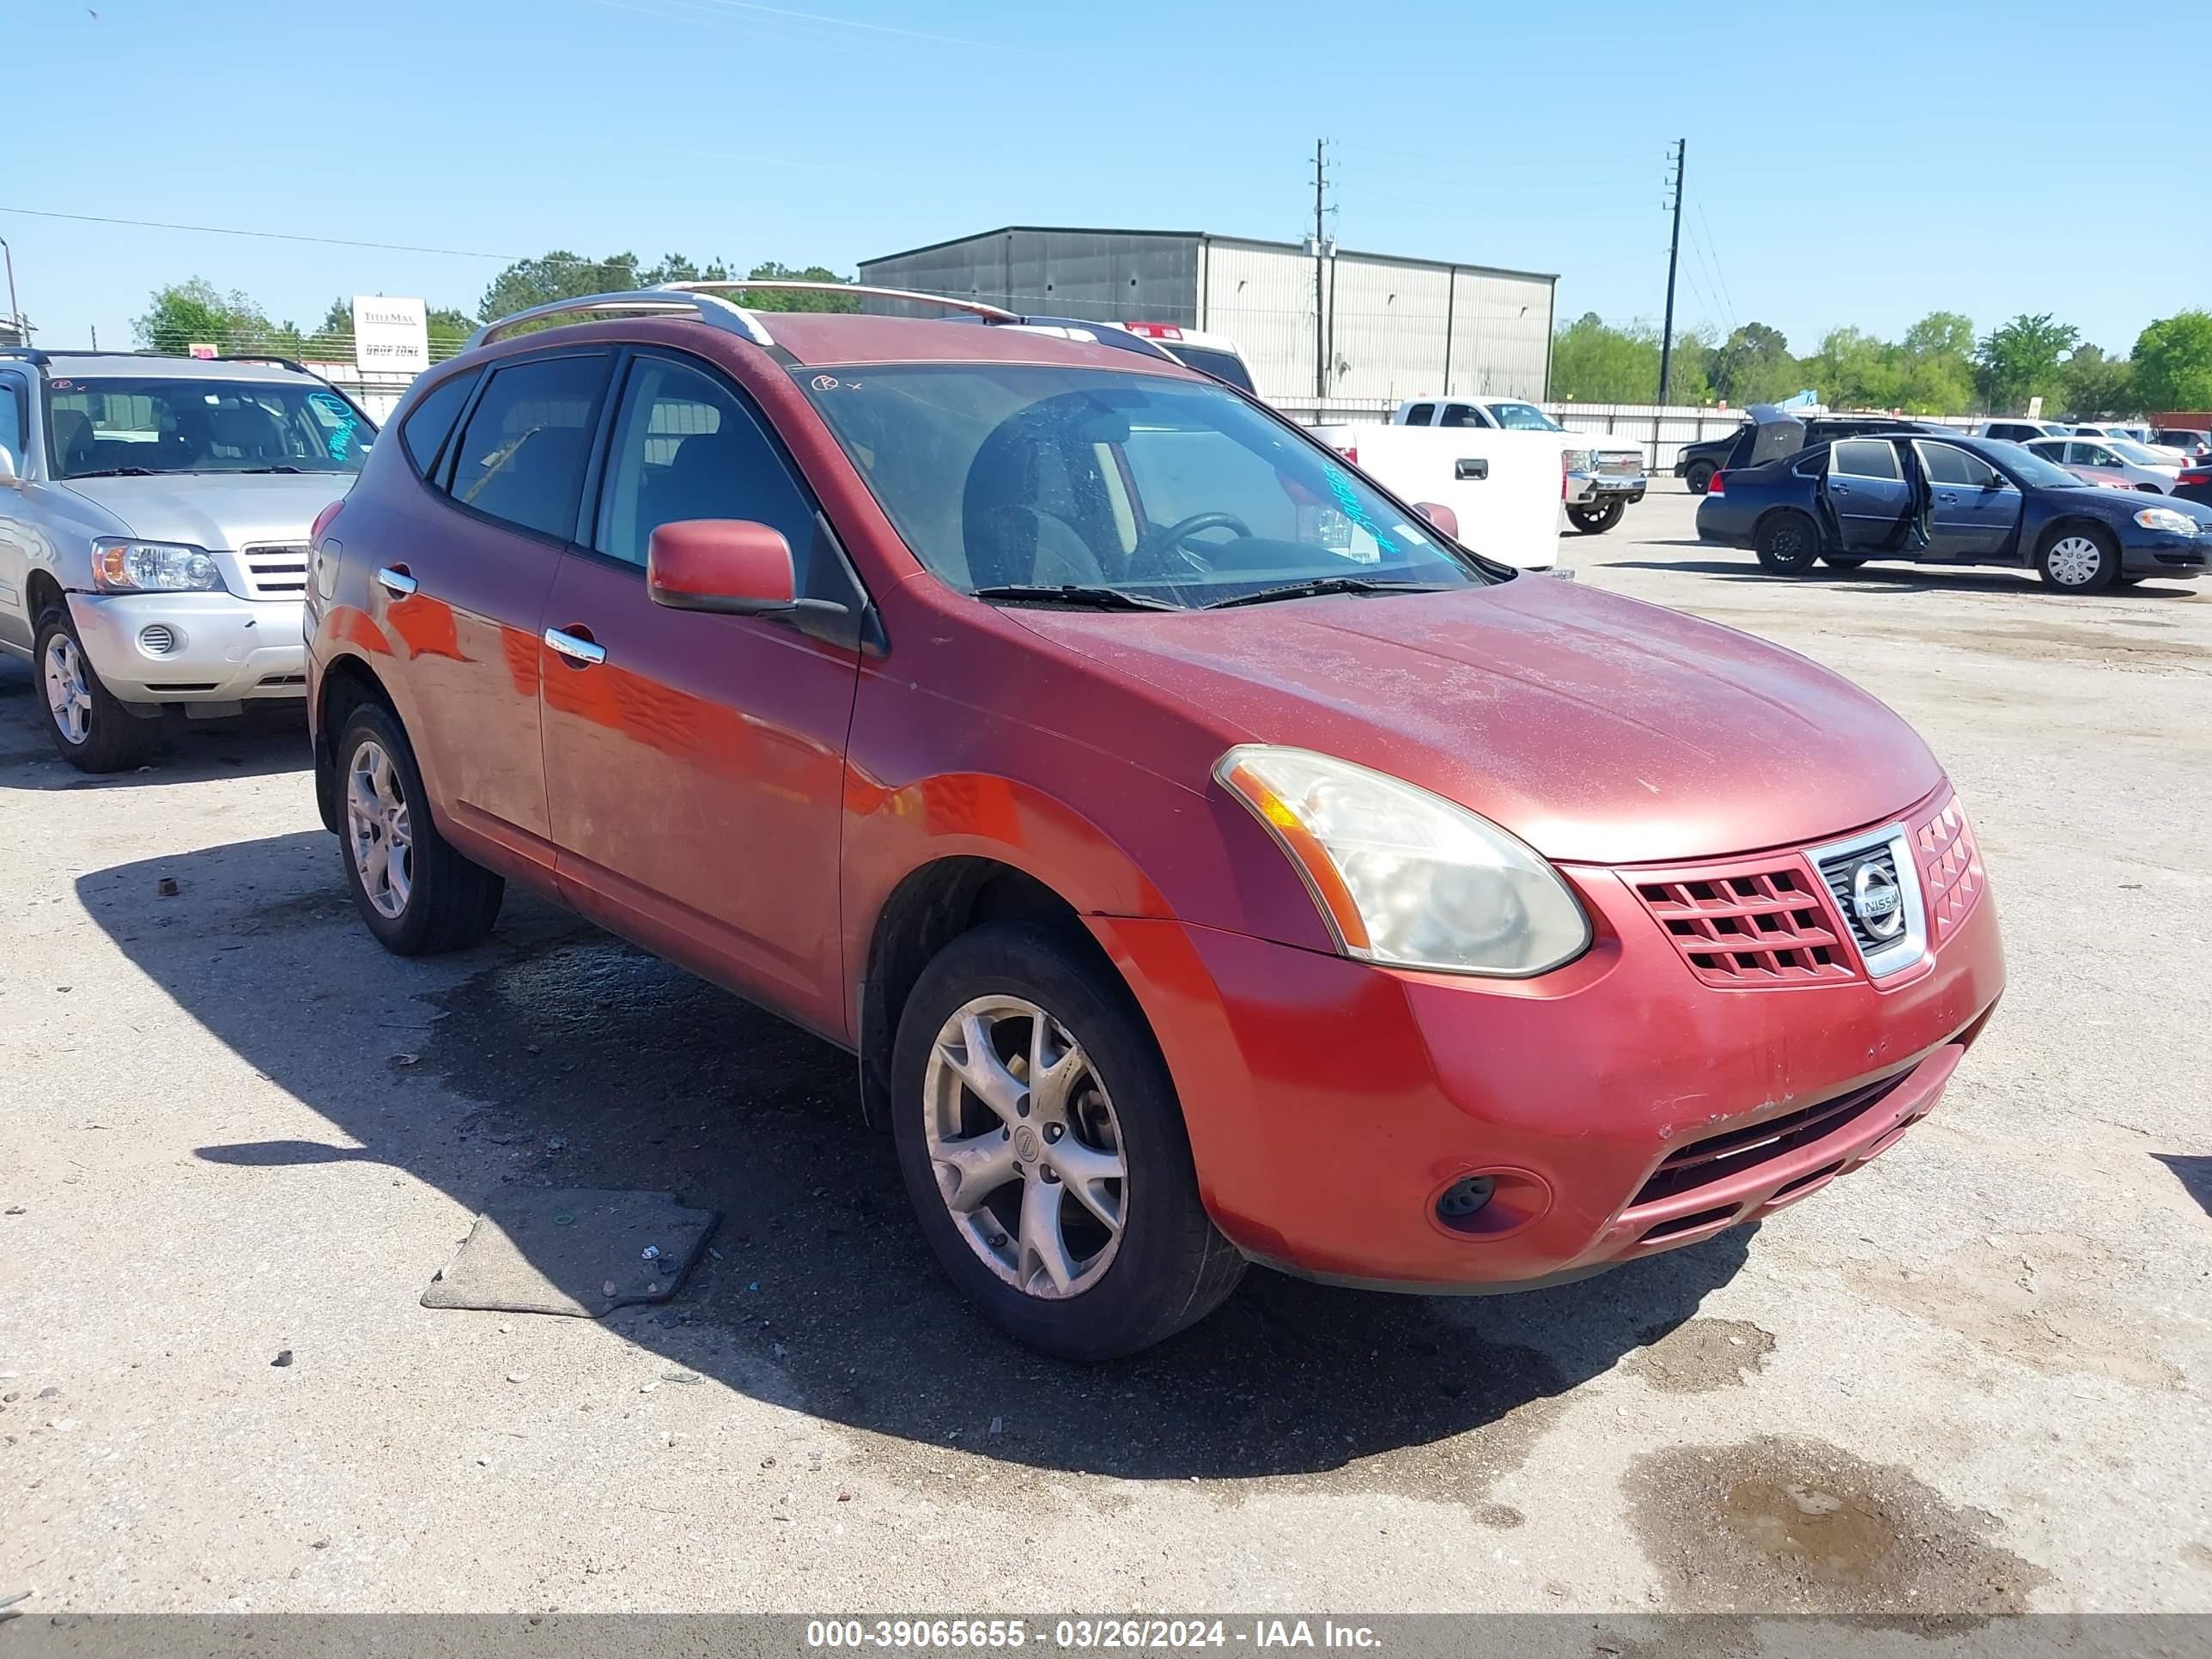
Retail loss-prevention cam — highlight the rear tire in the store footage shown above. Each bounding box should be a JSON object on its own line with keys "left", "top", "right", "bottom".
{"left": 1753, "top": 511, "right": 1823, "bottom": 575}
{"left": 1566, "top": 498, "right": 1625, "bottom": 535}
{"left": 2036, "top": 526, "right": 2118, "bottom": 593}
{"left": 890, "top": 922, "right": 1244, "bottom": 1361}
{"left": 335, "top": 703, "right": 504, "bottom": 955}
{"left": 34, "top": 609, "right": 159, "bottom": 774}
{"left": 1821, "top": 555, "right": 1869, "bottom": 571}
{"left": 1685, "top": 461, "right": 1717, "bottom": 495}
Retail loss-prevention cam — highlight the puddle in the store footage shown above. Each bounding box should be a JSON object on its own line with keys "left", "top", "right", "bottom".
{"left": 1844, "top": 1233, "right": 2182, "bottom": 1391}
{"left": 1624, "top": 1318, "right": 1774, "bottom": 1395}
{"left": 1625, "top": 1436, "right": 2046, "bottom": 1613}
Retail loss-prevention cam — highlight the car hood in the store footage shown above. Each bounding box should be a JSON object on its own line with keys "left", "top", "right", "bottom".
{"left": 1011, "top": 576, "right": 1944, "bottom": 866}
{"left": 58, "top": 472, "right": 354, "bottom": 549}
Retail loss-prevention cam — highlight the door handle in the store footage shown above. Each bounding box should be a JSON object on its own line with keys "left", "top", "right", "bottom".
{"left": 1832, "top": 483, "right": 1852, "bottom": 494}
{"left": 375, "top": 565, "right": 418, "bottom": 599}
{"left": 1454, "top": 458, "right": 1488, "bottom": 481}
{"left": 544, "top": 626, "right": 605, "bottom": 667}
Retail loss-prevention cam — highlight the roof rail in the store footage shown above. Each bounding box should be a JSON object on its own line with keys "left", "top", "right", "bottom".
{"left": 661, "top": 279, "right": 1019, "bottom": 323}
{"left": 0, "top": 344, "right": 46, "bottom": 366}
{"left": 465, "top": 289, "right": 779, "bottom": 351}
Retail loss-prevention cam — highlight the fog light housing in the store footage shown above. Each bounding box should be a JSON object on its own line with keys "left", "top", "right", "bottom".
{"left": 138, "top": 623, "right": 179, "bottom": 656}
{"left": 1428, "top": 1167, "right": 1553, "bottom": 1240}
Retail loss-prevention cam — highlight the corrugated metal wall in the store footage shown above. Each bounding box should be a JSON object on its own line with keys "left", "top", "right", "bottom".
{"left": 860, "top": 230, "right": 1200, "bottom": 325}
{"left": 860, "top": 228, "right": 1554, "bottom": 404}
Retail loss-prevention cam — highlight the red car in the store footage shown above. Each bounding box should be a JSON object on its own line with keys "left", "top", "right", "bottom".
{"left": 306, "top": 286, "right": 2004, "bottom": 1359}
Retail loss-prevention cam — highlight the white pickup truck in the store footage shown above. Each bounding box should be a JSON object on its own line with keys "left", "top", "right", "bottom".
{"left": 1391, "top": 396, "right": 1646, "bottom": 535}
{"left": 1313, "top": 404, "right": 1569, "bottom": 573}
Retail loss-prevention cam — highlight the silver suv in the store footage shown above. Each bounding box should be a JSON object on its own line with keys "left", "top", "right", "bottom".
{"left": 0, "top": 349, "right": 375, "bottom": 770}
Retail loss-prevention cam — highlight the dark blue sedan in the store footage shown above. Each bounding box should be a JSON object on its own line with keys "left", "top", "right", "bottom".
{"left": 1695, "top": 416, "right": 2212, "bottom": 592}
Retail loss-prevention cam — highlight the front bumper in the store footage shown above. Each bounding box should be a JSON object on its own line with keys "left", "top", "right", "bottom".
{"left": 67, "top": 591, "right": 307, "bottom": 705}
{"left": 2120, "top": 526, "right": 2212, "bottom": 574}
{"left": 1092, "top": 799, "right": 2004, "bottom": 1291}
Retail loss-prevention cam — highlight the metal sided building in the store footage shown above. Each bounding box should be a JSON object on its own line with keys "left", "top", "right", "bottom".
{"left": 858, "top": 226, "right": 1557, "bottom": 405}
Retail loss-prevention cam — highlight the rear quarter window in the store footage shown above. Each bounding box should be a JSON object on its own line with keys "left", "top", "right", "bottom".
{"left": 400, "top": 368, "right": 480, "bottom": 477}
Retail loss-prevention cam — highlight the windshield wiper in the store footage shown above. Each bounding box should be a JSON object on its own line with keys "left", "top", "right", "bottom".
{"left": 1206, "top": 577, "right": 1451, "bottom": 609}
{"left": 234, "top": 465, "right": 307, "bottom": 474}
{"left": 67, "top": 466, "right": 160, "bottom": 478}
{"left": 971, "top": 583, "right": 1180, "bottom": 612}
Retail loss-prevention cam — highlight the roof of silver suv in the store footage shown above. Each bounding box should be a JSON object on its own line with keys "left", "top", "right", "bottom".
{"left": 9, "top": 349, "right": 318, "bottom": 385}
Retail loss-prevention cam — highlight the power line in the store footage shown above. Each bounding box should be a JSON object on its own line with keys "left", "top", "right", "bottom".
{"left": 1692, "top": 191, "right": 1740, "bottom": 334}
{"left": 0, "top": 204, "right": 532, "bottom": 263}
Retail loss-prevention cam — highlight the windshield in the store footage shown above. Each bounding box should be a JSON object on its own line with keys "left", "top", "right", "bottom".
{"left": 800, "top": 364, "right": 1489, "bottom": 610}
{"left": 1163, "top": 344, "right": 1256, "bottom": 395}
{"left": 1989, "top": 441, "right": 2088, "bottom": 489}
{"left": 2106, "top": 439, "right": 2170, "bottom": 466}
{"left": 46, "top": 375, "right": 374, "bottom": 478}
{"left": 1488, "top": 401, "right": 1564, "bottom": 432}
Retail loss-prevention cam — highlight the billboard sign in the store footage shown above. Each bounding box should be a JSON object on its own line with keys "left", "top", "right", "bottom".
{"left": 352, "top": 295, "right": 429, "bottom": 375}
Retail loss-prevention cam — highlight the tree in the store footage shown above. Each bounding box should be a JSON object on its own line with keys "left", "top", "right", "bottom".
{"left": 1902, "top": 311, "right": 1974, "bottom": 362}
{"left": 2132, "top": 310, "right": 2212, "bottom": 411}
{"left": 1708, "top": 322, "right": 1797, "bottom": 406}
{"left": 1810, "top": 326, "right": 1903, "bottom": 411}
{"left": 1975, "top": 313, "right": 2077, "bottom": 414}
{"left": 1551, "top": 313, "right": 1712, "bottom": 404}
{"left": 736, "top": 261, "right": 859, "bottom": 313}
{"left": 134, "top": 278, "right": 276, "bottom": 355}
{"left": 477, "top": 251, "right": 650, "bottom": 323}
{"left": 2059, "top": 344, "right": 2139, "bottom": 419}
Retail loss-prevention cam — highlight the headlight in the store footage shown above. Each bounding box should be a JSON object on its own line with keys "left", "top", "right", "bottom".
{"left": 89, "top": 539, "right": 228, "bottom": 594}
{"left": 1564, "top": 448, "right": 1595, "bottom": 471}
{"left": 2135, "top": 506, "right": 2200, "bottom": 536}
{"left": 1216, "top": 745, "right": 1592, "bottom": 977}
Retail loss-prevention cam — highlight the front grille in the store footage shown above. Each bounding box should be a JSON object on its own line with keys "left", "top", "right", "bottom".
{"left": 1912, "top": 795, "right": 1984, "bottom": 945}
{"left": 1597, "top": 450, "right": 1643, "bottom": 477}
{"left": 258, "top": 672, "right": 307, "bottom": 688}
{"left": 1819, "top": 844, "right": 1900, "bottom": 952}
{"left": 1629, "top": 1073, "right": 1908, "bottom": 1208}
{"left": 1633, "top": 862, "right": 1856, "bottom": 987}
{"left": 237, "top": 542, "right": 309, "bottom": 599}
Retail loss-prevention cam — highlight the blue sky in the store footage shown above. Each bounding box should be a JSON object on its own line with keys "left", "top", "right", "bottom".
{"left": 4, "top": 0, "right": 2199, "bottom": 360}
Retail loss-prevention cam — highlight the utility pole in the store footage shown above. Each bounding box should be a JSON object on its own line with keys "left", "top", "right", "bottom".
{"left": 1312, "top": 138, "right": 1328, "bottom": 399}
{"left": 1656, "top": 138, "right": 1686, "bottom": 406}
{"left": 0, "top": 236, "right": 20, "bottom": 345}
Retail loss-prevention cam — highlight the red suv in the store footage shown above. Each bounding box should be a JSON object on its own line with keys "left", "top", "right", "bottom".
{"left": 306, "top": 285, "right": 2004, "bottom": 1359}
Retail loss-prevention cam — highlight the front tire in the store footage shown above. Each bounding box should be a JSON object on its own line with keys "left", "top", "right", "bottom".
{"left": 2037, "top": 526, "right": 2118, "bottom": 592}
{"left": 890, "top": 922, "right": 1244, "bottom": 1361}
{"left": 1685, "top": 461, "right": 1717, "bottom": 495}
{"left": 34, "top": 609, "right": 158, "bottom": 773}
{"left": 1567, "top": 498, "right": 1625, "bottom": 535}
{"left": 336, "top": 703, "right": 504, "bottom": 955}
{"left": 1754, "top": 511, "right": 1823, "bottom": 574}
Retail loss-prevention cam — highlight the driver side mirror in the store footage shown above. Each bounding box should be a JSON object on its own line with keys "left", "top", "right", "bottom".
{"left": 648, "top": 520, "right": 800, "bottom": 616}
{"left": 0, "top": 445, "right": 20, "bottom": 489}
{"left": 1413, "top": 501, "right": 1459, "bottom": 539}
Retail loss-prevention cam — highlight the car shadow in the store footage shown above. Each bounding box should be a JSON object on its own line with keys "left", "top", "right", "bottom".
{"left": 0, "top": 653, "right": 309, "bottom": 787}
{"left": 1605, "top": 556, "right": 2205, "bottom": 597}
{"left": 79, "top": 830, "right": 1759, "bottom": 1486}
{"left": 2153, "top": 1155, "right": 2212, "bottom": 1218}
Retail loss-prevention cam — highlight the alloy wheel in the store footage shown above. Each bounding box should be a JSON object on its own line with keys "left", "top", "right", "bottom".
{"left": 922, "top": 995, "right": 1127, "bottom": 1300}
{"left": 43, "top": 635, "right": 92, "bottom": 746}
{"left": 2047, "top": 535, "right": 2104, "bottom": 586}
{"left": 345, "top": 739, "right": 414, "bottom": 920}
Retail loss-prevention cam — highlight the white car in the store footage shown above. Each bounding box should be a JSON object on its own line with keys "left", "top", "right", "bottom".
{"left": 1974, "top": 418, "right": 2071, "bottom": 444}
{"left": 1392, "top": 396, "right": 1645, "bottom": 533}
{"left": 2071, "top": 422, "right": 2188, "bottom": 462}
{"left": 2023, "top": 435, "right": 2180, "bottom": 494}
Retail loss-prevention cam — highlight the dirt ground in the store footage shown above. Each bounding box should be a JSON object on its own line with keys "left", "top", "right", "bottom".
{"left": 2, "top": 486, "right": 2207, "bottom": 1614}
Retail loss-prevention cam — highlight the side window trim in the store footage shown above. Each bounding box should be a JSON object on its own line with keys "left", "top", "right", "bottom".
{"left": 0, "top": 372, "right": 28, "bottom": 469}
{"left": 400, "top": 365, "right": 483, "bottom": 485}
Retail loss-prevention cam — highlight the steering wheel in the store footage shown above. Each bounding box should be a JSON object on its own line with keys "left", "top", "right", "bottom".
{"left": 1128, "top": 511, "right": 1254, "bottom": 579}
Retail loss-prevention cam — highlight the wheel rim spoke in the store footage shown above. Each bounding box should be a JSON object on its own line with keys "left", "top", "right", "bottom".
{"left": 1045, "top": 1137, "right": 1125, "bottom": 1235}
{"left": 1018, "top": 1172, "right": 1078, "bottom": 1296}
{"left": 941, "top": 1012, "right": 1029, "bottom": 1125}
{"left": 345, "top": 741, "right": 409, "bottom": 918}
{"left": 936, "top": 1131, "right": 1018, "bottom": 1212}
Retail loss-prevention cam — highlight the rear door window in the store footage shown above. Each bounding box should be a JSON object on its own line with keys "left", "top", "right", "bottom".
{"left": 1401, "top": 404, "right": 1436, "bottom": 426}
{"left": 400, "top": 368, "right": 481, "bottom": 478}
{"left": 447, "top": 354, "right": 612, "bottom": 541}
{"left": 1832, "top": 439, "right": 1903, "bottom": 480}
{"left": 1437, "top": 404, "right": 1488, "bottom": 428}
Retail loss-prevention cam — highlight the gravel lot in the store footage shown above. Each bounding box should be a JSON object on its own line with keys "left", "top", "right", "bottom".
{"left": 3, "top": 486, "right": 2207, "bottom": 1615}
